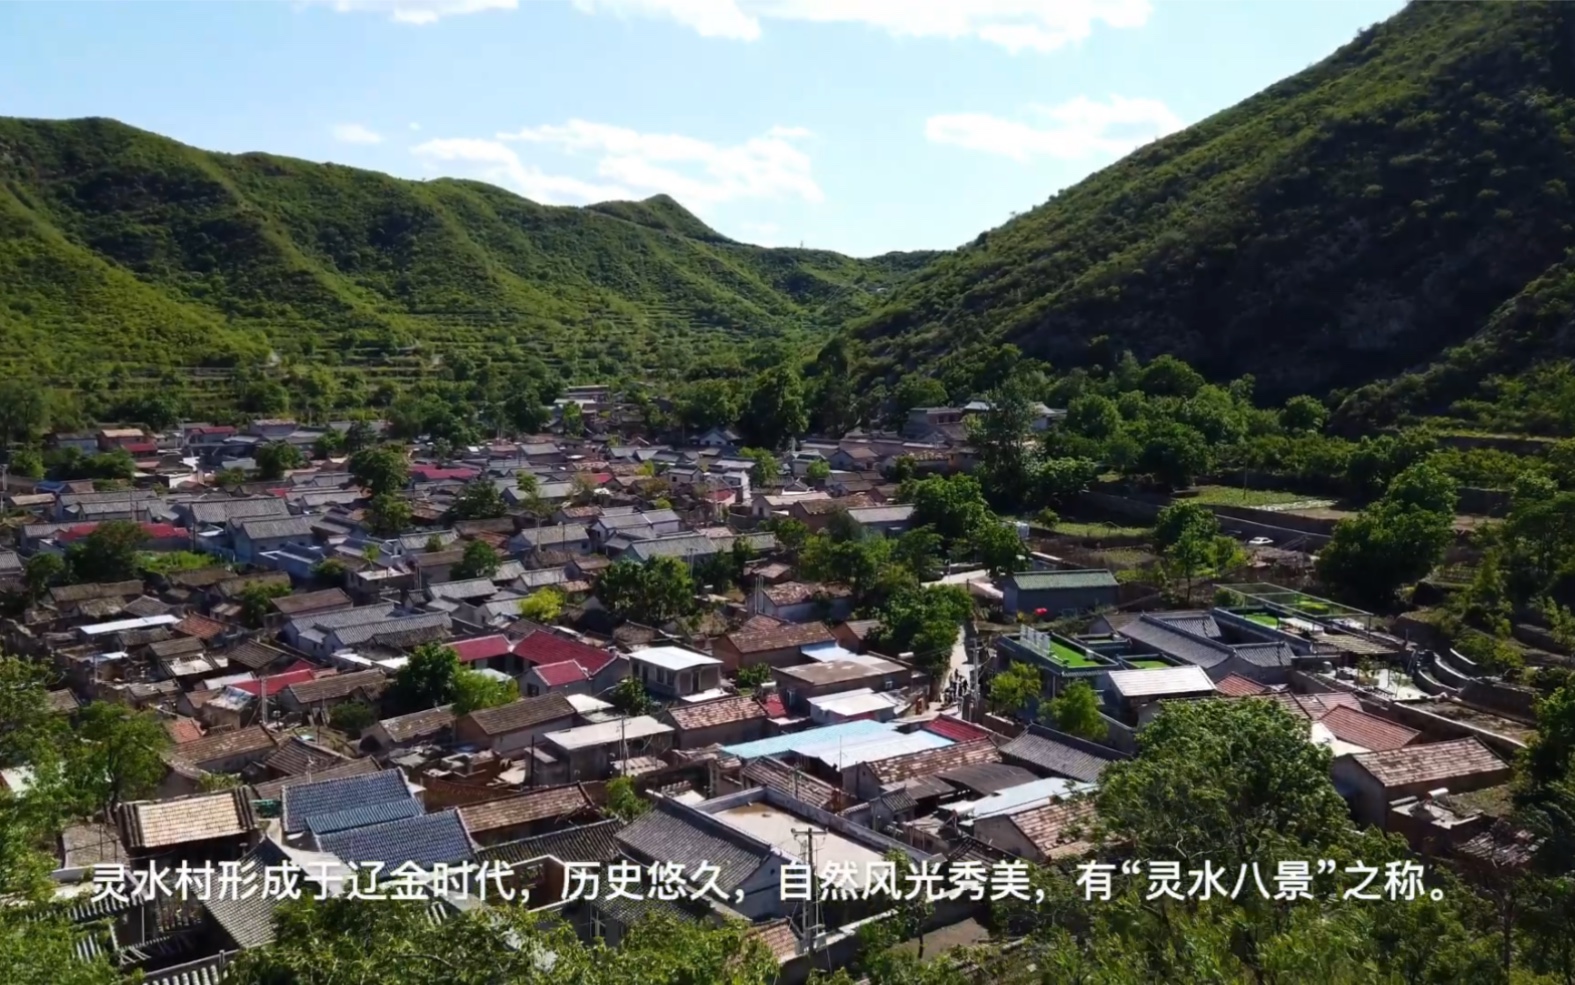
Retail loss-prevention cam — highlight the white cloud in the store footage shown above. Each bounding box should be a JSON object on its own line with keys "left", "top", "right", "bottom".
{"left": 571, "top": 0, "right": 1152, "bottom": 52}
{"left": 302, "top": 0, "right": 516, "bottom": 25}
{"left": 331, "top": 123, "right": 385, "bottom": 145}
{"left": 411, "top": 137, "right": 633, "bottom": 203}
{"left": 482, "top": 119, "right": 823, "bottom": 207}
{"left": 409, "top": 122, "right": 422, "bottom": 131}
{"left": 924, "top": 96, "right": 1183, "bottom": 162}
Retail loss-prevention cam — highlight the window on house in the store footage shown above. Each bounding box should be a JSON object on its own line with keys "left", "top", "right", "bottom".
{"left": 590, "top": 909, "right": 606, "bottom": 939}
{"left": 526, "top": 684, "right": 539, "bottom": 697}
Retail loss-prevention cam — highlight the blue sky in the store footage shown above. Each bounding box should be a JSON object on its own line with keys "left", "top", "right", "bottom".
{"left": 0, "top": 0, "right": 1403, "bottom": 257}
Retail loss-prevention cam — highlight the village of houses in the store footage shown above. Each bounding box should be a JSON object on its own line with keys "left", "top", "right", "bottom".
{"left": 0, "top": 385, "right": 1538, "bottom": 984}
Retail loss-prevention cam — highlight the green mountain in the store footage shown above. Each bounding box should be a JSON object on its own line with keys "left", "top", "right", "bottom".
{"left": 0, "top": 116, "right": 935, "bottom": 398}
{"left": 849, "top": 1, "right": 1575, "bottom": 422}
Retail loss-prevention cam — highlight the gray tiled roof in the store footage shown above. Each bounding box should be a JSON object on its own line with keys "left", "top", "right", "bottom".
{"left": 141, "top": 952, "right": 234, "bottom": 985}
{"left": 251, "top": 757, "right": 379, "bottom": 801}
{"left": 329, "top": 613, "right": 450, "bottom": 647}
{"left": 999, "top": 725, "right": 1126, "bottom": 783}
{"left": 1116, "top": 614, "right": 1232, "bottom": 669}
{"left": 426, "top": 578, "right": 501, "bottom": 601}
{"left": 626, "top": 534, "right": 720, "bottom": 563}
{"left": 203, "top": 844, "right": 288, "bottom": 948}
{"left": 1151, "top": 612, "right": 1222, "bottom": 638}
{"left": 304, "top": 797, "right": 422, "bottom": 837}
{"left": 291, "top": 604, "right": 400, "bottom": 632}
{"left": 1231, "top": 642, "right": 1295, "bottom": 667}
{"left": 616, "top": 799, "right": 770, "bottom": 894}
{"left": 233, "top": 515, "right": 316, "bottom": 541}
{"left": 477, "top": 818, "right": 627, "bottom": 867}
{"left": 283, "top": 769, "right": 408, "bottom": 834}
{"left": 318, "top": 808, "right": 475, "bottom": 868}
{"left": 596, "top": 509, "right": 680, "bottom": 530}
{"left": 187, "top": 497, "right": 290, "bottom": 526}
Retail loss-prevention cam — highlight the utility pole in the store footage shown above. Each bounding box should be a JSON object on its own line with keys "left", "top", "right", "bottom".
{"left": 793, "top": 825, "right": 825, "bottom": 963}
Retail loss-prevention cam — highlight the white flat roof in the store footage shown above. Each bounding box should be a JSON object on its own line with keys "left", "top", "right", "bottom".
{"left": 802, "top": 642, "right": 860, "bottom": 663}
{"left": 78, "top": 614, "right": 181, "bottom": 636}
{"left": 680, "top": 687, "right": 731, "bottom": 704}
{"left": 713, "top": 802, "right": 884, "bottom": 878}
{"left": 544, "top": 715, "right": 673, "bottom": 751}
{"left": 808, "top": 689, "right": 901, "bottom": 717}
{"left": 1106, "top": 665, "right": 1216, "bottom": 698}
{"left": 630, "top": 645, "right": 721, "bottom": 671}
{"left": 564, "top": 693, "right": 614, "bottom": 715}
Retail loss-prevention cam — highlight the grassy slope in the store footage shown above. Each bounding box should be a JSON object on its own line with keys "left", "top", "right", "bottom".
{"left": 849, "top": 1, "right": 1575, "bottom": 406}
{"left": 0, "top": 117, "right": 937, "bottom": 388}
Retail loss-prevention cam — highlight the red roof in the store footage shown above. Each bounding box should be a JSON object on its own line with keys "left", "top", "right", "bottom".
{"left": 1214, "top": 674, "right": 1269, "bottom": 697}
{"left": 58, "top": 522, "right": 187, "bottom": 543}
{"left": 1318, "top": 705, "right": 1420, "bottom": 753}
{"left": 231, "top": 667, "right": 319, "bottom": 697}
{"left": 533, "top": 661, "right": 591, "bottom": 687}
{"left": 451, "top": 635, "right": 513, "bottom": 663}
{"left": 924, "top": 715, "right": 992, "bottom": 743}
{"left": 188, "top": 426, "right": 237, "bottom": 436}
{"left": 175, "top": 613, "right": 227, "bottom": 641}
{"left": 760, "top": 693, "right": 787, "bottom": 718}
{"left": 513, "top": 630, "right": 614, "bottom": 675}
{"left": 164, "top": 717, "right": 205, "bottom": 744}
{"left": 123, "top": 442, "right": 159, "bottom": 455}
{"left": 409, "top": 466, "right": 480, "bottom": 482}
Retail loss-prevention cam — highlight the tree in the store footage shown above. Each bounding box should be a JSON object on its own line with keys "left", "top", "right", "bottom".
{"left": 738, "top": 365, "right": 808, "bottom": 449}
{"left": 606, "top": 775, "right": 650, "bottom": 821}
{"left": 451, "top": 669, "right": 517, "bottom": 716}
{"left": 223, "top": 894, "right": 776, "bottom": 985}
{"left": 1097, "top": 698, "right": 1350, "bottom": 868}
{"left": 967, "top": 374, "right": 1038, "bottom": 507}
{"left": 312, "top": 429, "right": 346, "bottom": 460}
{"left": 806, "top": 458, "right": 831, "bottom": 484}
{"left": 502, "top": 391, "right": 549, "bottom": 435}
{"left": 216, "top": 466, "right": 249, "bottom": 490}
{"left": 365, "top": 492, "right": 412, "bottom": 536}
{"left": 1043, "top": 680, "right": 1105, "bottom": 740}
{"left": 1154, "top": 501, "right": 1217, "bottom": 551}
{"left": 22, "top": 552, "right": 64, "bottom": 600}
{"left": 559, "top": 399, "right": 585, "bottom": 437}
{"left": 1065, "top": 393, "right": 1122, "bottom": 440}
{"left": 9, "top": 448, "right": 43, "bottom": 479}
{"left": 344, "top": 419, "right": 377, "bottom": 453}
{"left": 740, "top": 447, "right": 781, "bottom": 487}
{"left": 1137, "top": 354, "right": 1205, "bottom": 399}
{"left": 867, "top": 584, "right": 970, "bottom": 678}
{"left": 453, "top": 540, "right": 500, "bottom": 580}
{"left": 765, "top": 517, "right": 810, "bottom": 554}
{"left": 237, "top": 581, "right": 291, "bottom": 628}
{"left": 518, "top": 587, "right": 565, "bottom": 623}
{"left": 735, "top": 663, "right": 771, "bottom": 692}
{"left": 448, "top": 478, "right": 507, "bottom": 520}
{"left": 1133, "top": 419, "right": 1212, "bottom": 489}
{"left": 596, "top": 557, "right": 695, "bottom": 625}
{"left": 391, "top": 643, "right": 462, "bottom": 714}
{"left": 971, "top": 517, "right": 1023, "bottom": 578}
{"left": 1316, "top": 482, "right": 1449, "bottom": 598}
{"left": 255, "top": 440, "right": 303, "bottom": 480}
{"left": 902, "top": 473, "right": 991, "bottom": 550}
{"left": 676, "top": 378, "right": 741, "bottom": 433}
{"left": 891, "top": 375, "right": 949, "bottom": 419}
{"left": 65, "top": 518, "right": 147, "bottom": 583}
{"left": 66, "top": 702, "right": 170, "bottom": 817}
{"left": 0, "top": 379, "right": 46, "bottom": 447}
{"left": 349, "top": 445, "right": 409, "bottom": 497}
{"left": 329, "top": 700, "right": 376, "bottom": 736}
{"left": 989, "top": 662, "right": 1041, "bottom": 715}
{"left": 608, "top": 676, "right": 653, "bottom": 716}
{"left": 1154, "top": 502, "right": 1238, "bottom": 601}
{"left": 1281, "top": 394, "right": 1327, "bottom": 434}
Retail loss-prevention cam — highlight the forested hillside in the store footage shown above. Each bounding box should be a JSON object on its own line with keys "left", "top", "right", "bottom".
{"left": 0, "top": 117, "right": 933, "bottom": 394}
{"left": 849, "top": 1, "right": 1575, "bottom": 428}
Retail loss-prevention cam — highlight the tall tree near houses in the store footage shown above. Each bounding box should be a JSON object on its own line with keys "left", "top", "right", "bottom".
{"left": 738, "top": 365, "right": 808, "bottom": 450}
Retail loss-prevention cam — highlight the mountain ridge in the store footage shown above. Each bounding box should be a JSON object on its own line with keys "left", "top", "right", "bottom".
{"left": 0, "top": 114, "right": 938, "bottom": 392}
{"left": 846, "top": 0, "right": 1575, "bottom": 423}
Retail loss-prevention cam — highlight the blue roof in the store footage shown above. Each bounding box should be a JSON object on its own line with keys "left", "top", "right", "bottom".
{"left": 318, "top": 809, "right": 475, "bottom": 868}
{"left": 282, "top": 769, "right": 408, "bottom": 834}
{"left": 304, "top": 797, "right": 421, "bottom": 837}
{"left": 722, "top": 719, "right": 896, "bottom": 760}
